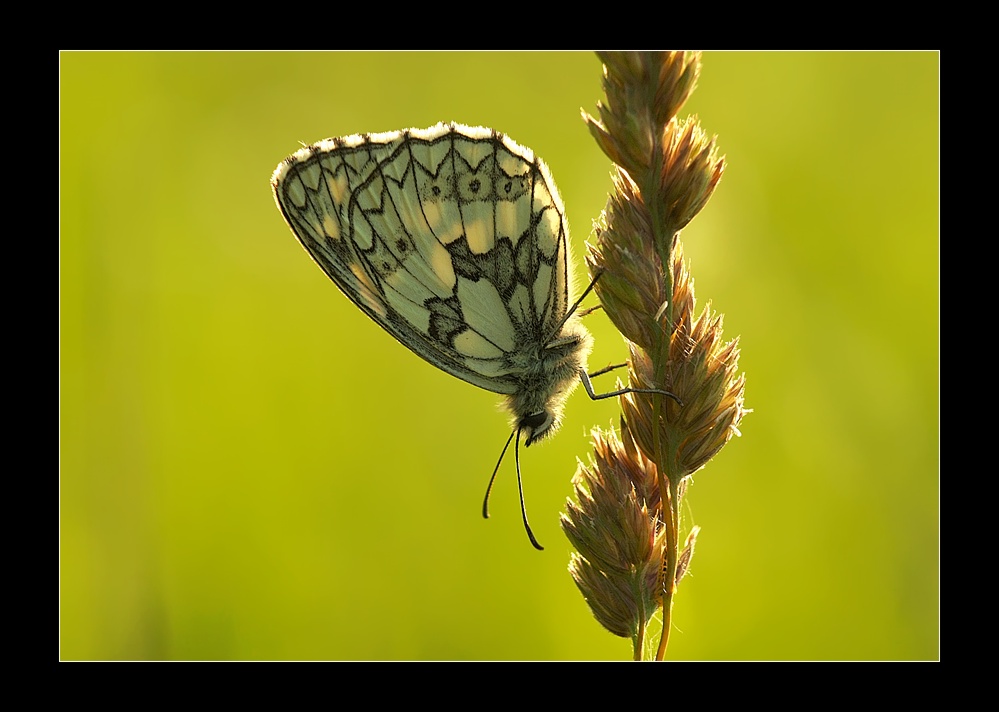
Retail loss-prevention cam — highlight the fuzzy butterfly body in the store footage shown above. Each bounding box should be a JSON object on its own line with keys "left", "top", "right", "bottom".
{"left": 271, "top": 122, "right": 592, "bottom": 448}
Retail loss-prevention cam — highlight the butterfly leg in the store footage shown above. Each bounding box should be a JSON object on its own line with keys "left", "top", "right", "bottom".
{"left": 588, "top": 362, "right": 627, "bottom": 379}
{"left": 576, "top": 304, "right": 604, "bottom": 318}
{"left": 578, "top": 369, "right": 683, "bottom": 406}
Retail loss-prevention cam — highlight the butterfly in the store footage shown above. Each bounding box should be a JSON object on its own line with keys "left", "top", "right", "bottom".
{"left": 271, "top": 122, "right": 678, "bottom": 549}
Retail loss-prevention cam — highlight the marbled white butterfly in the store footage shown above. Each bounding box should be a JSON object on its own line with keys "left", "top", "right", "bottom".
{"left": 271, "top": 122, "right": 677, "bottom": 549}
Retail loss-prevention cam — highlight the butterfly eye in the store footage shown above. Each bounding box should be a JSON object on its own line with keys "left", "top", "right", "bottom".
{"left": 520, "top": 411, "right": 554, "bottom": 447}
{"left": 521, "top": 412, "right": 547, "bottom": 428}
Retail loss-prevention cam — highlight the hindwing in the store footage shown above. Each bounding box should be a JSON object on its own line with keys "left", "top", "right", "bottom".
{"left": 271, "top": 122, "right": 572, "bottom": 396}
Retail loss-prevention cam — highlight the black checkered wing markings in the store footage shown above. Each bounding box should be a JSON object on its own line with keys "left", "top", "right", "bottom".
{"left": 351, "top": 132, "right": 516, "bottom": 348}
{"left": 340, "top": 132, "right": 524, "bottom": 394}
{"left": 400, "top": 137, "right": 531, "bottom": 383}
{"left": 438, "top": 131, "right": 570, "bottom": 348}
{"left": 274, "top": 125, "right": 572, "bottom": 397}
{"left": 278, "top": 143, "right": 398, "bottom": 324}
{"left": 464, "top": 142, "right": 568, "bottom": 347}
{"left": 443, "top": 132, "right": 525, "bottom": 357}
{"left": 279, "top": 141, "right": 510, "bottom": 394}
{"left": 385, "top": 129, "right": 565, "bottom": 385}
{"left": 274, "top": 150, "right": 364, "bottom": 300}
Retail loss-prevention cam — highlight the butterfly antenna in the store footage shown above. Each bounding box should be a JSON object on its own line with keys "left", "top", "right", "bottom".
{"left": 515, "top": 432, "right": 545, "bottom": 550}
{"left": 483, "top": 429, "right": 516, "bottom": 519}
{"left": 552, "top": 269, "right": 605, "bottom": 334}
{"left": 576, "top": 304, "right": 604, "bottom": 318}
{"left": 573, "top": 268, "right": 604, "bottom": 308}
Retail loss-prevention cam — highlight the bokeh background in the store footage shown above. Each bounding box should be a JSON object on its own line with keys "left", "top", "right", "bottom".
{"left": 60, "top": 51, "right": 939, "bottom": 660}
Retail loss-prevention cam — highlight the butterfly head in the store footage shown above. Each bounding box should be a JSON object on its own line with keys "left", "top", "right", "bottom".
{"left": 519, "top": 410, "right": 557, "bottom": 447}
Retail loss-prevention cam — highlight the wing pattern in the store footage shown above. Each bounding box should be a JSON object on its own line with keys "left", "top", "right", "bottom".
{"left": 271, "top": 122, "right": 572, "bottom": 396}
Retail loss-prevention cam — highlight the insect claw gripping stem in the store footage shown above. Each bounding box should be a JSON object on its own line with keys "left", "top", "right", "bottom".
{"left": 579, "top": 369, "right": 683, "bottom": 407}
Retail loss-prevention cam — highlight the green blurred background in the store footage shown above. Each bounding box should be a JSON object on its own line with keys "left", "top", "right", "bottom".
{"left": 60, "top": 51, "right": 939, "bottom": 660}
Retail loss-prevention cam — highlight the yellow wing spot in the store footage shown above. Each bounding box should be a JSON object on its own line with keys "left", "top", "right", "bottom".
{"left": 496, "top": 201, "right": 529, "bottom": 246}
{"left": 497, "top": 148, "right": 531, "bottom": 176}
{"left": 424, "top": 202, "right": 464, "bottom": 245}
{"left": 350, "top": 264, "right": 386, "bottom": 318}
{"left": 536, "top": 209, "right": 561, "bottom": 258}
{"left": 328, "top": 173, "right": 350, "bottom": 204}
{"left": 428, "top": 243, "right": 457, "bottom": 291}
{"left": 464, "top": 217, "right": 495, "bottom": 255}
{"left": 323, "top": 213, "right": 341, "bottom": 241}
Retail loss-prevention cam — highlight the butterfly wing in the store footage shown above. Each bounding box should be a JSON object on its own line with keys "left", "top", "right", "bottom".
{"left": 272, "top": 122, "right": 573, "bottom": 397}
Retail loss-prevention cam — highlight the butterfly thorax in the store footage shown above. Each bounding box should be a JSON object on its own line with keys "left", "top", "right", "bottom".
{"left": 506, "top": 319, "right": 593, "bottom": 446}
